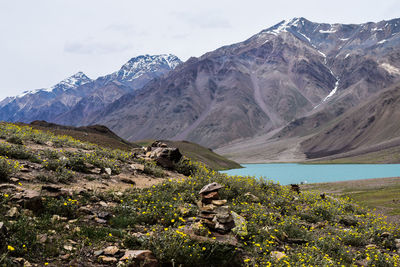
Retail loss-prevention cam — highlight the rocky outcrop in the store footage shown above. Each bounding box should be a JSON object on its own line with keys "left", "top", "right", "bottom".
{"left": 145, "top": 141, "right": 182, "bottom": 169}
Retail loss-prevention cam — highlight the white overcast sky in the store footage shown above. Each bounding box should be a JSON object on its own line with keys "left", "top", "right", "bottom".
{"left": 0, "top": 0, "right": 399, "bottom": 99}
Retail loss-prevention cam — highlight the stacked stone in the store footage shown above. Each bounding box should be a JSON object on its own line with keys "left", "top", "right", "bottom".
{"left": 197, "top": 182, "right": 235, "bottom": 234}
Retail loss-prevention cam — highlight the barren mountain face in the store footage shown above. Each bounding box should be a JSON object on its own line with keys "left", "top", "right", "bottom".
{"left": 93, "top": 18, "right": 400, "bottom": 148}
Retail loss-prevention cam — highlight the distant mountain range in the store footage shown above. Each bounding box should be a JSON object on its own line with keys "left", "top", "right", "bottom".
{"left": 1, "top": 17, "right": 400, "bottom": 162}
{"left": 0, "top": 54, "right": 181, "bottom": 125}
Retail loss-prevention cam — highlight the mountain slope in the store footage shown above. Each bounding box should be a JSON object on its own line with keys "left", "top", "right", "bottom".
{"left": 93, "top": 17, "right": 400, "bottom": 149}
{"left": 301, "top": 82, "right": 400, "bottom": 159}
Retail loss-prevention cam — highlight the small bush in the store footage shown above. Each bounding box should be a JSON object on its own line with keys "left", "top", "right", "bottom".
{"left": 6, "top": 135, "right": 23, "bottom": 145}
{"left": 143, "top": 162, "right": 165, "bottom": 177}
{"left": 0, "top": 143, "right": 39, "bottom": 162}
{"left": 0, "top": 156, "right": 21, "bottom": 181}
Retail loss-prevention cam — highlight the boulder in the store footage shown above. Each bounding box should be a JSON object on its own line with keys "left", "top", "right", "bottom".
{"left": 99, "top": 256, "right": 117, "bottom": 263}
{"left": 17, "top": 190, "right": 43, "bottom": 213}
{"left": 103, "top": 246, "right": 119, "bottom": 256}
{"left": 215, "top": 213, "right": 233, "bottom": 224}
{"left": 104, "top": 168, "right": 112, "bottom": 175}
{"left": 120, "top": 250, "right": 158, "bottom": 267}
{"left": 211, "top": 200, "right": 227, "bottom": 206}
{"left": 231, "top": 211, "right": 248, "bottom": 237}
{"left": 151, "top": 147, "right": 182, "bottom": 169}
{"left": 199, "top": 182, "right": 223, "bottom": 195}
{"left": 271, "top": 251, "right": 286, "bottom": 261}
{"left": 6, "top": 207, "right": 19, "bottom": 218}
{"left": 244, "top": 192, "right": 260, "bottom": 202}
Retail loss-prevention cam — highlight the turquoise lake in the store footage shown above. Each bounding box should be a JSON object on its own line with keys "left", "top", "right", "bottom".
{"left": 220, "top": 163, "right": 400, "bottom": 185}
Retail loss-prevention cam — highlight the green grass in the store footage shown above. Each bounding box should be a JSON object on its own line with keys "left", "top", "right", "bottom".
{"left": 303, "top": 179, "right": 400, "bottom": 224}
{"left": 306, "top": 145, "right": 400, "bottom": 164}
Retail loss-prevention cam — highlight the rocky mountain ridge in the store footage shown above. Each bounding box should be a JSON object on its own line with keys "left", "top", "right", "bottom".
{"left": 0, "top": 54, "right": 182, "bottom": 125}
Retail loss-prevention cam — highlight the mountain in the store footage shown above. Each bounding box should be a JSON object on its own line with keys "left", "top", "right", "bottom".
{"left": 301, "top": 81, "right": 400, "bottom": 159}
{"left": 0, "top": 72, "right": 92, "bottom": 122}
{"left": 92, "top": 17, "right": 400, "bottom": 149}
{"left": 0, "top": 54, "right": 182, "bottom": 125}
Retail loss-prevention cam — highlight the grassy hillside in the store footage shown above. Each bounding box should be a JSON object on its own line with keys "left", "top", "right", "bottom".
{"left": 27, "top": 120, "right": 137, "bottom": 151}
{"left": 0, "top": 123, "right": 399, "bottom": 266}
{"left": 135, "top": 139, "right": 242, "bottom": 171}
{"left": 302, "top": 177, "right": 400, "bottom": 225}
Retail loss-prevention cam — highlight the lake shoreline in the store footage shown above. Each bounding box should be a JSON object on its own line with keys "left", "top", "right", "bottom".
{"left": 221, "top": 163, "right": 400, "bottom": 185}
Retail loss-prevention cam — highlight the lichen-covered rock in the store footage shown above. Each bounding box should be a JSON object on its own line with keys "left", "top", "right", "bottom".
{"left": 199, "top": 182, "right": 223, "bottom": 195}
{"left": 231, "top": 211, "right": 248, "bottom": 237}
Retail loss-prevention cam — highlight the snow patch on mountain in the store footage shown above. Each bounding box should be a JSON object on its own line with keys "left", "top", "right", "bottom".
{"left": 112, "top": 54, "right": 181, "bottom": 82}
{"left": 15, "top": 72, "right": 92, "bottom": 99}
{"left": 381, "top": 63, "right": 400, "bottom": 75}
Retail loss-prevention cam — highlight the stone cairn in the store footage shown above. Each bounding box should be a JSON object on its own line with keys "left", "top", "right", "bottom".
{"left": 197, "top": 182, "right": 235, "bottom": 234}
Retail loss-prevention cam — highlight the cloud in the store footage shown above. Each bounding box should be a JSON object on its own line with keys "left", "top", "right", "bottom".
{"left": 172, "top": 11, "right": 232, "bottom": 29}
{"left": 64, "top": 41, "right": 133, "bottom": 55}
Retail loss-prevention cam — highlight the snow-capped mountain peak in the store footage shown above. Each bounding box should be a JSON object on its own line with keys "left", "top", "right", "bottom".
{"left": 115, "top": 54, "right": 182, "bottom": 82}
{"left": 50, "top": 72, "right": 92, "bottom": 91}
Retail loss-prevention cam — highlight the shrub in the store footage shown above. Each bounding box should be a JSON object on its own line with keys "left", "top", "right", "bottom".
{"left": 143, "top": 162, "right": 165, "bottom": 177}
{"left": 6, "top": 135, "right": 23, "bottom": 145}
{"left": 0, "top": 156, "right": 21, "bottom": 181}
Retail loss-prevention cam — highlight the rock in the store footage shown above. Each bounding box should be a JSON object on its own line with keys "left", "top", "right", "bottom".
{"left": 199, "top": 182, "right": 223, "bottom": 195}
{"left": 290, "top": 184, "right": 300, "bottom": 194}
{"left": 150, "top": 141, "right": 168, "bottom": 148}
{"left": 20, "top": 166, "right": 31, "bottom": 173}
{"left": 120, "top": 249, "right": 155, "bottom": 261}
{"left": 201, "top": 191, "right": 220, "bottom": 202}
{"left": 10, "top": 178, "right": 19, "bottom": 183}
{"left": 41, "top": 185, "right": 61, "bottom": 192}
{"left": 214, "top": 220, "right": 235, "bottom": 233}
{"left": 200, "top": 204, "right": 217, "bottom": 212}
{"left": 214, "top": 206, "right": 230, "bottom": 214}
{"left": 244, "top": 192, "right": 260, "bottom": 202}
{"left": 97, "top": 212, "right": 112, "bottom": 220}
{"left": 0, "top": 184, "right": 17, "bottom": 190}
{"left": 215, "top": 213, "right": 233, "bottom": 224}
{"left": 99, "top": 256, "right": 117, "bottom": 263}
{"left": 120, "top": 177, "right": 136, "bottom": 185}
{"left": 91, "top": 168, "right": 102, "bottom": 174}
{"left": 191, "top": 221, "right": 209, "bottom": 237}
{"left": 63, "top": 245, "right": 73, "bottom": 251}
{"left": 211, "top": 200, "right": 227, "bottom": 206}
{"left": 37, "top": 234, "right": 48, "bottom": 243}
{"left": 99, "top": 201, "right": 108, "bottom": 207}
{"left": 78, "top": 206, "right": 94, "bottom": 215}
{"left": 94, "top": 250, "right": 104, "bottom": 256}
{"left": 395, "top": 239, "right": 400, "bottom": 249}
{"left": 151, "top": 147, "right": 182, "bottom": 169}
{"left": 103, "top": 246, "right": 119, "bottom": 256}
{"left": 381, "top": 232, "right": 390, "bottom": 238}
{"left": 94, "top": 218, "right": 107, "bottom": 224}
{"left": 60, "top": 254, "right": 70, "bottom": 260}
{"left": 104, "top": 168, "right": 112, "bottom": 175}
{"left": 366, "top": 244, "right": 377, "bottom": 249}
{"left": 130, "top": 163, "right": 145, "bottom": 172}
{"left": 45, "top": 141, "right": 53, "bottom": 147}
{"left": 231, "top": 211, "right": 248, "bottom": 237}
{"left": 17, "top": 190, "right": 43, "bottom": 212}
{"left": 51, "top": 215, "right": 61, "bottom": 223}
{"left": 6, "top": 207, "right": 19, "bottom": 218}
{"left": 271, "top": 251, "right": 286, "bottom": 261}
